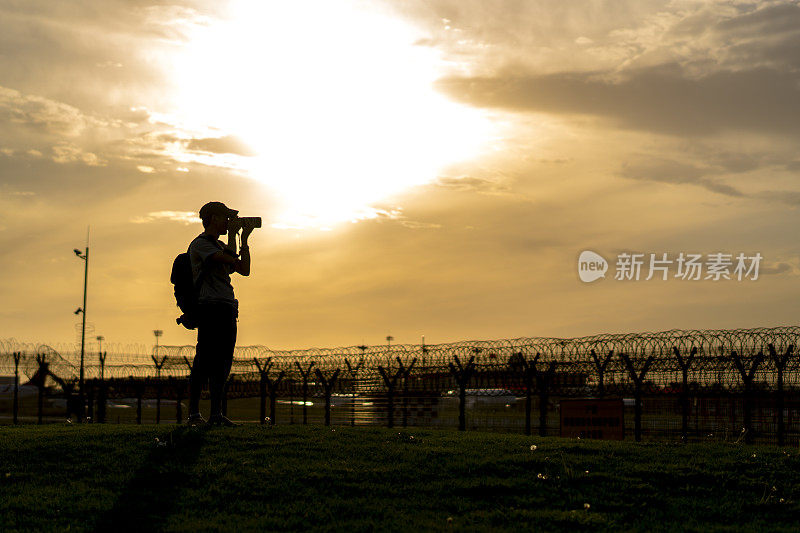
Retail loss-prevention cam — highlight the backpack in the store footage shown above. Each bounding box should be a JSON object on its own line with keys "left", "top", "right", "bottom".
{"left": 170, "top": 235, "right": 217, "bottom": 330}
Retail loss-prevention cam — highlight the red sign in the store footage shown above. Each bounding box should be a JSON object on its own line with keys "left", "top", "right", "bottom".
{"left": 560, "top": 399, "right": 624, "bottom": 440}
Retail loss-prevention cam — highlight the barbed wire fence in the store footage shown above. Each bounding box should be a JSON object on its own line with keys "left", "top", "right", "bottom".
{"left": 2, "top": 326, "right": 799, "bottom": 444}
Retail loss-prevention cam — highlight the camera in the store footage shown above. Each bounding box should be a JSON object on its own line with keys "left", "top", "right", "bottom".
{"left": 229, "top": 216, "right": 261, "bottom": 232}
{"left": 239, "top": 217, "right": 262, "bottom": 229}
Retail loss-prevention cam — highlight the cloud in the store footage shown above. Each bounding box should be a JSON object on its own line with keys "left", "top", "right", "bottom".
{"left": 399, "top": 220, "right": 442, "bottom": 229}
{"left": 372, "top": 207, "right": 442, "bottom": 230}
{"left": 435, "top": 175, "right": 509, "bottom": 193}
{"left": 620, "top": 159, "right": 745, "bottom": 198}
{"left": 711, "top": 3, "right": 800, "bottom": 70}
{"left": 186, "top": 135, "right": 256, "bottom": 157}
{"left": 51, "top": 142, "right": 106, "bottom": 167}
{"left": 435, "top": 64, "right": 800, "bottom": 137}
{"left": 136, "top": 165, "right": 155, "bottom": 173}
{"left": 130, "top": 211, "right": 200, "bottom": 225}
{"left": 348, "top": 206, "right": 442, "bottom": 230}
{"left": 754, "top": 190, "right": 800, "bottom": 207}
{"left": 761, "top": 262, "right": 793, "bottom": 275}
{"left": 393, "top": 2, "right": 800, "bottom": 139}
{"left": 618, "top": 154, "right": 800, "bottom": 209}
{"left": 0, "top": 85, "right": 104, "bottom": 137}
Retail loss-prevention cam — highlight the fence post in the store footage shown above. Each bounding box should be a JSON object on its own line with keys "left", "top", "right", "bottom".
{"left": 590, "top": 349, "right": 614, "bottom": 399}
{"left": 12, "top": 351, "right": 21, "bottom": 425}
{"left": 345, "top": 357, "right": 363, "bottom": 427}
{"left": 62, "top": 380, "right": 78, "bottom": 420}
{"left": 528, "top": 355, "right": 557, "bottom": 437}
{"left": 222, "top": 376, "right": 233, "bottom": 417}
{"left": 255, "top": 358, "right": 270, "bottom": 424}
{"left": 378, "top": 365, "right": 400, "bottom": 428}
{"left": 515, "top": 352, "right": 535, "bottom": 436}
{"left": 421, "top": 343, "right": 429, "bottom": 392}
{"left": 768, "top": 343, "right": 794, "bottom": 446}
{"left": 448, "top": 355, "right": 476, "bottom": 431}
{"left": 255, "top": 358, "right": 285, "bottom": 425}
{"left": 135, "top": 380, "right": 144, "bottom": 425}
{"left": 620, "top": 352, "right": 654, "bottom": 442}
{"left": 673, "top": 346, "right": 697, "bottom": 442}
{"left": 34, "top": 353, "right": 49, "bottom": 425}
{"left": 289, "top": 379, "right": 295, "bottom": 424}
{"left": 96, "top": 378, "right": 107, "bottom": 423}
{"left": 99, "top": 350, "right": 107, "bottom": 381}
{"left": 152, "top": 355, "right": 167, "bottom": 424}
{"left": 295, "top": 361, "right": 316, "bottom": 425}
{"left": 315, "top": 368, "right": 341, "bottom": 426}
{"left": 268, "top": 370, "right": 285, "bottom": 426}
{"left": 398, "top": 357, "right": 417, "bottom": 428}
{"left": 730, "top": 349, "right": 765, "bottom": 444}
{"left": 174, "top": 377, "right": 185, "bottom": 424}
{"left": 86, "top": 379, "right": 95, "bottom": 423}
{"left": 182, "top": 357, "right": 195, "bottom": 424}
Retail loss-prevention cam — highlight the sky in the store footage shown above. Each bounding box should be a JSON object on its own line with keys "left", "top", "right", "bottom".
{"left": 1, "top": 0, "right": 799, "bottom": 351}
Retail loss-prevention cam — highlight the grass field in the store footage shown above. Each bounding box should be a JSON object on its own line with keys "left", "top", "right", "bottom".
{"left": 1, "top": 425, "right": 799, "bottom": 532}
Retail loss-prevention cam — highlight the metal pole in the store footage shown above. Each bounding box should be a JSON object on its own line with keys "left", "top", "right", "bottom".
{"left": 74, "top": 229, "right": 89, "bottom": 422}
{"left": 97, "top": 335, "right": 105, "bottom": 382}
{"left": 80, "top": 246, "right": 88, "bottom": 393}
{"left": 153, "top": 330, "right": 163, "bottom": 356}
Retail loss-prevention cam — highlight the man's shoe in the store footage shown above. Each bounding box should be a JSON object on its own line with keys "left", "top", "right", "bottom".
{"left": 207, "top": 414, "right": 240, "bottom": 427}
{"left": 187, "top": 413, "right": 207, "bottom": 426}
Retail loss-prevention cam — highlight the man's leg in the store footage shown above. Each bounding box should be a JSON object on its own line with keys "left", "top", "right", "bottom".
{"left": 188, "top": 312, "right": 212, "bottom": 416}
{"left": 209, "top": 304, "right": 237, "bottom": 418}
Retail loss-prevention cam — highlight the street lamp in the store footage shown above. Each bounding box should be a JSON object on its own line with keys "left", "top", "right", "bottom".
{"left": 74, "top": 238, "right": 89, "bottom": 417}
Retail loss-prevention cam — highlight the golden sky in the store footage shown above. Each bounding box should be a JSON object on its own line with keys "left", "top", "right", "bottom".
{"left": 1, "top": 0, "right": 799, "bottom": 350}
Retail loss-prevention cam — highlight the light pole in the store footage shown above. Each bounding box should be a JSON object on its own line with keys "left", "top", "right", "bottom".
{"left": 153, "top": 329, "right": 163, "bottom": 356}
{"left": 74, "top": 235, "right": 89, "bottom": 417}
{"left": 386, "top": 335, "right": 394, "bottom": 371}
{"left": 421, "top": 335, "right": 426, "bottom": 371}
{"left": 96, "top": 335, "right": 105, "bottom": 381}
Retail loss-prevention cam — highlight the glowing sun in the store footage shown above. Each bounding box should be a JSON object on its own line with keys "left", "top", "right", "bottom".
{"left": 172, "top": 1, "right": 495, "bottom": 229}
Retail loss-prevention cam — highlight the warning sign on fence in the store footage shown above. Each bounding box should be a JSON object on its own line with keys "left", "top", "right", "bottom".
{"left": 560, "top": 399, "right": 624, "bottom": 440}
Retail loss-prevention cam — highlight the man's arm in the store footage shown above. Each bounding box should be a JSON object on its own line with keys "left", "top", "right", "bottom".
{"left": 206, "top": 226, "right": 250, "bottom": 276}
{"left": 206, "top": 226, "right": 240, "bottom": 266}
{"left": 234, "top": 227, "right": 251, "bottom": 276}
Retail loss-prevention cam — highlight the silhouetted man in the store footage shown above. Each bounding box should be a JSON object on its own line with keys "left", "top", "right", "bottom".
{"left": 187, "top": 201, "right": 252, "bottom": 426}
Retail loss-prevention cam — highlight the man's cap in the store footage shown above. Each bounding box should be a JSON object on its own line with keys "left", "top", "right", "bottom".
{"left": 199, "top": 201, "right": 238, "bottom": 221}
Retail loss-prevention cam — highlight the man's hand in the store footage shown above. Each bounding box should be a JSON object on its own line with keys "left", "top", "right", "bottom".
{"left": 227, "top": 217, "right": 243, "bottom": 233}
{"left": 236, "top": 226, "right": 251, "bottom": 276}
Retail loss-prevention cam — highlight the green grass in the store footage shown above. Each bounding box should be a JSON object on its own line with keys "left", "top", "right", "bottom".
{"left": 1, "top": 424, "right": 799, "bottom": 532}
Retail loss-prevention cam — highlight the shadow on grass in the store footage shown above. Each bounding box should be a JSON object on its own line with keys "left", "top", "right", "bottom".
{"left": 93, "top": 426, "right": 207, "bottom": 532}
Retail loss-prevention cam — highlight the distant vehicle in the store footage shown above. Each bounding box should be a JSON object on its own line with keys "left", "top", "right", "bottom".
{"left": 442, "top": 388, "right": 518, "bottom": 408}
{"left": 0, "top": 376, "right": 72, "bottom": 414}
{"left": 327, "top": 394, "right": 377, "bottom": 407}
{"left": 0, "top": 381, "right": 39, "bottom": 399}
{"left": 110, "top": 398, "right": 182, "bottom": 408}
